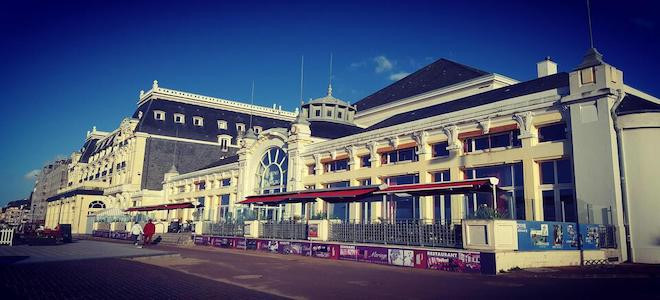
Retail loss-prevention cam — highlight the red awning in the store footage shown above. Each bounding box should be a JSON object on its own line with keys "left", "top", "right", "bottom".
{"left": 240, "top": 186, "right": 381, "bottom": 205}
{"left": 125, "top": 202, "right": 196, "bottom": 212}
{"left": 374, "top": 178, "right": 500, "bottom": 196}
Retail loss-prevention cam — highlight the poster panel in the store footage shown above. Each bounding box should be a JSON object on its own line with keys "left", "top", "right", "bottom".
{"left": 388, "top": 248, "right": 414, "bottom": 267}
{"left": 308, "top": 224, "right": 319, "bottom": 238}
{"left": 246, "top": 239, "right": 258, "bottom": 250}
{"left": 235, "top": 238, "right": 247, "bottom": 249}
{"left": 427, "top": 250, "right": 481, "bottom": 273}
{"left": 413, "top": 250, "right": 427, "bottom": 269}
{"left": 311, "top": 243, "right": 338, "bottom": 259}
{"left": 517, "top": 221, "right": 598, "bottom": 251}
{"left": 278, "top": 241, "right": 308, "bottom": 255}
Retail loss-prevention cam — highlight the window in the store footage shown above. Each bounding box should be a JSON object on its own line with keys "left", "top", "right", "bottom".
{"left": 193, "top": 116, "right": 204, "bottom": 126}
{"left": 384, "top": 174, "right": 420, "bottom": 220}
{"left": 253, "top": 126, "right": 262, "bottom": 134}
{"left": 218, "top": 135, "right": 231, "bottom": 151}
{"left": 326, "top": 111, "right": 332, "bottom": 117}
{"left": 359, "top": 178, "right": 372, "bottom": 186}
{"left": 217, "top": 120, "right": 228, "bottom": 130}
{"left": 464, "top": 130, "right": 521, "bottom": 153}
{"left": 196, "top": 181, "right": 206, "bottom": 191}
{"left": 307, "top": 164, "right": 316, "bottom": 175}
{"left": 256, "top": 147, "right": 288, "bottom": 194}
{"left": 174, "top": 113, "right": 185, "bottom": 124}
{"left": 360, "top": 155, "right": 371, "bottom": 168}
{"left": 218, "top": 194, "right": 230, "bottom": 221}
{"left": 304, "top": 185, "right": 315, "bottom": 190}
{"left": 337, "top": 111, "right": 343, "bottom": 119}
{"left": 465, "top": 163, "right": 524, "bottom": 220}
{"left": 88, "top": 201, "right": 105, "bottom": 209}
{"left": 154, "top": 110, "right": 165, "bottom": 121}
{"left": 323, "top": 159, "right": 348, "bottom": 172}
{"left": 236, "top": 123, "right": 245, "bottom": 133}
{"left": 381, "top": 147, "right": 418, "bottom": 164}
{"left": 326, "top": 181, "right": 350, "bottom": 221}
{"left": 315, "top": 110, "right": 321, "bottom": 117}
{"left": 433, "top": 170, "right": 451, "bottom": 223}
{"left": 221, "top": 178, "right": 231, "bottom": 186}
{"left": 432, "top": 141, "right": 449, "bottom": 157}
{"left": 538, "top": 123, "right": 567, "bottom": 142}
{"left": 539, "top": 159, "right": 575, "bottom": 222}
{"left": 178, "top": 186, "right": 185, "bottom": 193}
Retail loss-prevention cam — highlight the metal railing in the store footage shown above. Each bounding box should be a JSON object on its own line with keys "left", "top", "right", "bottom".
{"left": 209, "top": 222, "right": 245, "bottom": 237}
{"left": 329, "top": 219, "right": 463, "bottom": 248}
{"left": 598, "top": 224, "right": 617, "bottom": 249}
{"left": 260, "top": 220, "right": 308, "bottom": 240}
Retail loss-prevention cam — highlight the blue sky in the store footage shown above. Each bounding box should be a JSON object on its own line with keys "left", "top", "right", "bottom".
{"left": 0, "top": 0, "right": 658, "bottom": 205}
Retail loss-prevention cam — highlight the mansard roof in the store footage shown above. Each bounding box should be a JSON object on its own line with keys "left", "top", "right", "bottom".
{"left": 615, "top": 94, "right": 660, "bottom": 116}
{"left": 354, "top": 58, "right": 490, "bottom": 112}
{"left": 133, "top": 98, "right": 292, "bottom": 142}
{"left": 79, "top": 138, "right": 99, "bottom": 163}
{"left": 309, "top": 120, "right": 364, "bottom": 139}
{"left": 367, "top": 72, "right": 569, "bottom": 131}
{"left": 199, "top": 155, "right": 239, "bottom": 170}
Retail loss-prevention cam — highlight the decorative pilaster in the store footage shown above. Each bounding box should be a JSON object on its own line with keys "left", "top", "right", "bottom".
{"left": 442, "top": 125, "right": 461, "bottom": 151}
{"left": 345, "top": 145, "right": 357, "bottom": 169}
{"left": 513, "top": 112, "right": 536, "bottom": 139}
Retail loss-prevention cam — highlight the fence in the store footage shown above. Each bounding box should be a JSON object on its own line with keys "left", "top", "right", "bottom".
{"left": 261, "top": 220, "right": 308, "bottom": 240}
{"left": 329, "top": 219, "right": 463, "bottom": 248}
{"left": 0, "top": 229, "right": 14, "bottom": 246}
{"left": 599, "top": 225, "right": 617, "bottom": 249}
{"left": 209, "top": 222, "right": 245, "bottom": 237}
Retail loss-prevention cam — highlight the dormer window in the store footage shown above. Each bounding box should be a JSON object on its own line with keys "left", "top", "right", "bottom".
{"left": 218, "top": 135, "right": 231, "bottom": 151}
{"left": 327, "top": 111, "right": 332, "bottom": 117}
{"left": 315, "top": 110, "right": 321, "bottom": 117}
{"left": 337, "top": 111, "right": 343, "bottom": 119}
{"left": 217, "top": 120, "right": 227, "bottom": 130}
{"left": 193, "top": 116, "right": 204, "bottom": 126}
{"left": 174, "top": 113, "right": 185, "bottom": 124}
{"left": 154, "top": 110, "right": 165, "bottom": 121}
{"left": 253, "top": 126, "right": 262, "bottom": 134}
{"left": 236, "top": 123, "right": 245, "bottom": 133}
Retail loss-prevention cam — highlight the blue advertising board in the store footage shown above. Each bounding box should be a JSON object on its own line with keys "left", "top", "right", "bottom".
{"left": 516, "top": 221, "right": 600, "bottom": 251}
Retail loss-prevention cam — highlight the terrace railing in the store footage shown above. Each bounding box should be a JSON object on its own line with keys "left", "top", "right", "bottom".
{"left": 209, "top": 222, "right": 245, "bottom": 237}
{"left": 329, "top": 219, "right": 463, "bottom": 248}
{"left": 260, "top": 220, "right": 308, "bottom": 240}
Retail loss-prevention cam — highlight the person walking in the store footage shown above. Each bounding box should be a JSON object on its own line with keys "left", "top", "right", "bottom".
{"left": 130, "top": 221, "right": 143, "bottom": 248}
{"left": 143, "top": 219, "right": 155, "bottom": 247}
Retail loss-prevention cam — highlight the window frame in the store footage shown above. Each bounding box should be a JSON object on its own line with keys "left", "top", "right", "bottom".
{"left": 217, "top": 120, "right": 228, "bottom": 130}
{"left": 174, "top": 113, "right": 185, "bottom": 124}
{"left": 192, "top": 116, "right": 204, "bottom": 127}
{"left": 153, "top": 110, "right": 165, "bottom": 121}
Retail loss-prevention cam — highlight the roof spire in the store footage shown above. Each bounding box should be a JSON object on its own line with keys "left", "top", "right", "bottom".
{"left": 328, "top": 52, "right": 333, "bottom": 97}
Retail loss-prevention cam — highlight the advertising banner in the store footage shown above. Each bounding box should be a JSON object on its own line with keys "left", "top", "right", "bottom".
{"left": 211, "top": 237, "right": 231, "bottom": 248}
{"left": 235, "top": 238, "right": 247, "bottom": 249}
{"left": 246, "top": 239, "right": 258, "bottom": 250}
{"left": 517, "top": 221, "right": 600, "bottom": 251}
{"left": 339, "top": 245, "right": 358, "bottom": 261}
{"left": 413, "top": 250, "right": 427, "bottom": 269}
{"left": 427, "top": 251, "right": 481, "bottom": 273}
{"left": 311, "top": 243, "right": 338, "bottom": 259}
{"left": 278, "top": 241, "right": 309, "bottom": 255}
{"left": 194, "top": 235, "right": 205, "bottom": 245}
{"left": 356, "top": 246, "right": 389, "bottom": 265}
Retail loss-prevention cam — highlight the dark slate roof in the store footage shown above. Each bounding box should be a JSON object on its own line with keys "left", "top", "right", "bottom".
{"left": 133, "top": 99, "right": 292, "bottom": 143}
{"left": 368, "top": 72, "right": 569, "bottom": 131}
{"left": 79, "top": 138, "right": 99, "bottom": 163}
{"left": 309, "top": 120, "right": 365, "bottom": 139}
{"left": 615, "top": 94, "right": 660, "bottom": 115}
{"left": 199, "top": 155, "right": 239, "bottom": 170}
{"left": 5, "top": 199, "right": 29, "bottom": 208}
{"left": 46, "top": 189, "right": 104, "bottom": 202}
{"left": 354, "top": 58, "right": 490, "bottom": 112}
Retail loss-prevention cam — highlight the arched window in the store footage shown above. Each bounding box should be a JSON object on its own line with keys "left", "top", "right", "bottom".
{"left": 89, "top": 201, "right": 106, "bottom": 209}
{"left": 257, "top": 147, "right": 288, "bottom": 194}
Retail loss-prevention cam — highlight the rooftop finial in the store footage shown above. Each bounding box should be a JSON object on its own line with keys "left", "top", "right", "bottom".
{"left": 92, "top": 126, "right": 97, "bottom": 132}
{"left": 328, "top": 52, "right": 334, "bottom": 97}
{"left": 586, "top": 0, "right": 594, "bottom": 49}
{"left": 327, "top": 84, "right": 333, "bottom": 96}
{"left": 152, "top": 80, "right": 159, "bottom": 90}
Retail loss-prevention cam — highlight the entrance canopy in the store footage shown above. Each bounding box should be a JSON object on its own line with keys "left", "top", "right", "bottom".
{"left": 374, "top": 178, "right": 500, "bottom": 196}
{"left": 239, "top": 185, "right": 384, "bottom": 205}
{"left": 125, "top": 202, "right": 196, "bottom": 212}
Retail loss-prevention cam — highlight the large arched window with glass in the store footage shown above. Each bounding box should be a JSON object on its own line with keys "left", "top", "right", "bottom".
{"left": 257, "top": 147, "right": 288, "bottom": 194}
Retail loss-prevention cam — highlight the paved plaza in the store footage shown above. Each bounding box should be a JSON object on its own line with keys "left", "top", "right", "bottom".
{"left": 1, "top": 240, "right": 658, "bottom": 299}
{"left": 0, "top": 240, "right": 172, "bottom": 264}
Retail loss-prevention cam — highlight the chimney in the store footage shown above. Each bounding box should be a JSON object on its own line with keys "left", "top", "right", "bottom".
{"left": 537, "top": 57, "right": 557, "bottom": 77}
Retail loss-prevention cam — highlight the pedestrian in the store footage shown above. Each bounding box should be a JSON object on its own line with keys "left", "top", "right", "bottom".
{"left": 143, "top": 219, "right": 155, "bottom": 246}
{"left": 130, "top": 221, "right": 143, "bottom": 248}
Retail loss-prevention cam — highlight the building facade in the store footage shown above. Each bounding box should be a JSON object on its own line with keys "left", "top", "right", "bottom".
{"left": 43, "top": 50, "right": 660, "bottom": 264}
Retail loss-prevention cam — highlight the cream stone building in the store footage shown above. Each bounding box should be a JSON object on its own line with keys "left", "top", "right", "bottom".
{"left": 43, "top": 48, "right": 659, "bottom": 264}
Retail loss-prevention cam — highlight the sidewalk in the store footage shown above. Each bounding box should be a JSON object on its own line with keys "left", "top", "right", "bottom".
{"left": 128, "top": 244, "right": 660, "bottom": 300}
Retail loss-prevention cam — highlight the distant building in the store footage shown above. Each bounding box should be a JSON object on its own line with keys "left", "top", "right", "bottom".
{"left": 2, "top": 199, "right": 30, "bottom": 226}
{"left": 30, "top": 159, "right": 70, "bottom": 224}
